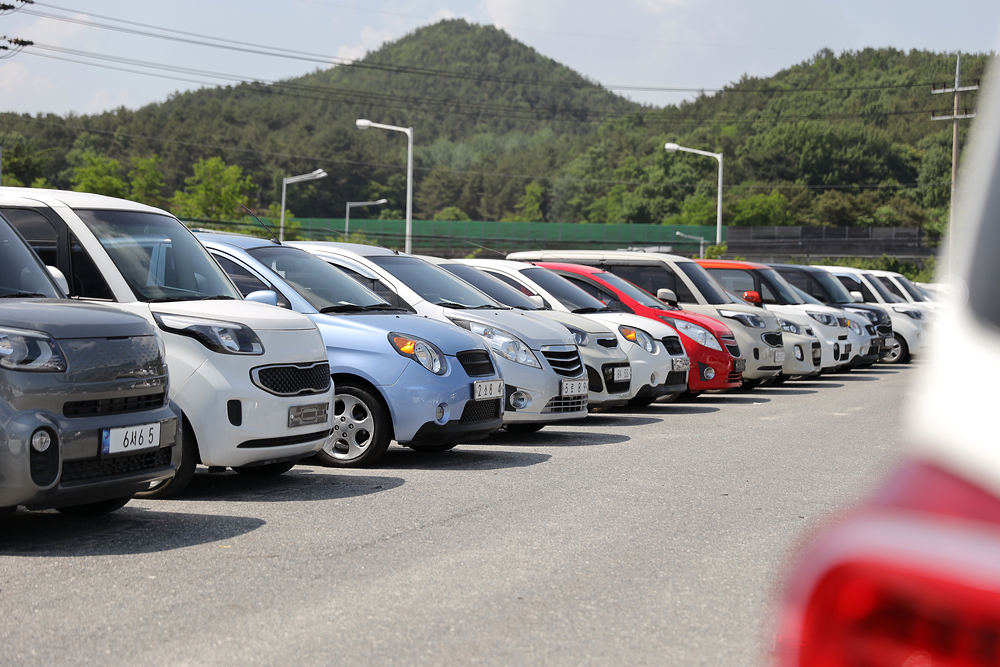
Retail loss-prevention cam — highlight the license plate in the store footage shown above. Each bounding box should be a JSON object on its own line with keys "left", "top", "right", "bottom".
{"left": 775, "top": 350, "right": 786, "bottom": 363}
{"left": 474, "top": 379, "right": 504, "bottom": 400}
{"left": 613, "top": 366, "right": 631, "bottom": 381}
{"left": 734, "top": 358, "right": 747, "bottom": 373}
{"left": 561, "top": 379, "right": 589, "bottom": 396}
{"left": 672, "top": 357, "right": 691, "bottom": 372}
{"left": 102, "top": 422, "right": 160, "bottom": 455}
{"left": 288, "top": 402, "right": 329, "bottom": 428}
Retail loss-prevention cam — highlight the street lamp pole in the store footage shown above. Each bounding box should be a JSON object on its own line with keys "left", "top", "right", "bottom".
{"left": 356, "top": 119, "right": 414, "bottom": 253}
{"left": 675, "top": 230, "right": 707, "bottom": 259}
{"left": 664, "top": 143, "right": 724, "bottom": 245}
{"left": 280, "top": 168, "right": 327, "bottom": 242}
{"left": 345, "top": 198, "right": 388, "bottom": 238}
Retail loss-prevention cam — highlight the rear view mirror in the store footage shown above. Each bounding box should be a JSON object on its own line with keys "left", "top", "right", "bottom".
{"left": 245, "top": 290, "right": 279, "bottom": 306}
{"left": 850, "top": 291, "right": 864, "bottom": 303}
{"left": 742, "top": 290, "right": 763, "bottom": 306}
{"left": 656, "top": 288, "right": 678, "bottom": 306}
{"left": 47, "top": 266, "right": 69, "bottom": 295}
{"left": 528, "top": 295, "right": 544, "bottom": 308}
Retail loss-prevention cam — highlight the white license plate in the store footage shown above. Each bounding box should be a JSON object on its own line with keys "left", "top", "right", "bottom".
{"left": 672, "top": 357, "right": 691, "bottom": 372}
{"left": 289, "top": 402, "right": 329, "bottom": 428}
{"left": 613, "top": 366, "right": 631, "bottom": 381}
{"left": 561, "top": 379, "right": 589, "bottom": 396}
{"left": 102, "top": 422, "right": 160, "bottom": 455}
{"left": 775, "top": 350, "right": 786, "bottom": 363}
{"left": 474, "top": 379, "right": 504, "bottom": 400}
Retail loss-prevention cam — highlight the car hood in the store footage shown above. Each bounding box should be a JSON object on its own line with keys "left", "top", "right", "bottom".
{"left": 440, "top": 308, "right": 576, "bottom": 348}
{"left": 528, "top": 310, "right": 613, "bottom": 337}
{"left": 310, "top": 311, "right": 489, "bottom": 354}
{"left": 0, "top": 299, "right": 155, "bottom": 339}
{"left": 149, "top": 300, "right": 319, "bottom": 332}
{"left": 657, "top": 308, "right": 734, "bottom": 338}
{"left": 582, "top": 311, "right": 679, "bottom": 339}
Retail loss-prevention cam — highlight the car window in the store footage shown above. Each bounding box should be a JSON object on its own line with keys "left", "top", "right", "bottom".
{"left": 895, "top": 275, "right": 930, "bottom": 302}
{"left": 368, "top": 255, "right": 498, "bottom": 309}
{"left": 0, "top": 208, "right": 58, "bottom": 267}
{"left": 811, "top": 270, "right": 856, "bottom": 305}
{"left": 0, "top": 214, "right": 61, "bottom": 298}
{"left": 706, "top": 268, "right": 756, "bottom": 295}
{"left": 520, "top": 267, "right": 611, "bottom": 313}
{"left": 877, "top": 276, "right": 907, "bottom": 300}
{"left": 676, "top": 262, "right": 729, "bottom": 304}
{"left": 758, "top": 268, "right": 802, "bottom": 305}
{"left": 69, "top": 233, "right": 114, "bottom": 300}
{"left": 558, "top": 275, "right": 625, "bottom": 312}
{"left": 482, "top": 270, "right": 543, "bottom": 299}
{"left": 213, "top": 254, "right": 291, "bottom": 308}
{"left": 863, "top": 273, "right": 903, "bottom": 302}
{"left": 443, "top": 264, "right": 542, "bottom": 310}
{"left": 596, "top": 271, "right": 670, "bottom": 310}
{"left": 604, "top": 264, "right": 697, "bottom": 303}
{"left": 836, "top": 274, "right": 877, "bottom": 302}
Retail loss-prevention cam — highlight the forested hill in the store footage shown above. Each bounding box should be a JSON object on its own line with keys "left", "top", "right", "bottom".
{"left": 0, "top": 20, "right": 991, "bottom": 235}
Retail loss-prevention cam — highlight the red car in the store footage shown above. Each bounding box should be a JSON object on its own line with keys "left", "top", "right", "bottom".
{"left": 533, "top": 262, "right": 744, "bottom": 394}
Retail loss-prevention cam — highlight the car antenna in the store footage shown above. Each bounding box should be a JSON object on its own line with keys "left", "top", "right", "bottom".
{"left": 239, "top": 204, "right": 281, "bottom": 245}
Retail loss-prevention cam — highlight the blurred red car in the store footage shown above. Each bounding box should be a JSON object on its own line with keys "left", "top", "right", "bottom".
{"left": 533, "top": 262, "right": 744, "bottom": 394}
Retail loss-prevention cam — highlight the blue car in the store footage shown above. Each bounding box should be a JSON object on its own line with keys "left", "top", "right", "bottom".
{"left": 195, "top": 232, "right": 505, "bottom": 467}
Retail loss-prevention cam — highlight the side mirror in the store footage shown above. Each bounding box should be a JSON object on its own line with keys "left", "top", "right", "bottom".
{"left": 742, "top": 290, "right": 763, "bottom": 306}
{"left": 245, "top": 290, "right": 279, "bottom": 306}
{"left": 656, "top": 288, "right": 678, "bottom": 306}
{"left": 47, "top": 266, "right": 69, "bottom": 295}
{"left": 850, "top": 291, "right": 864, "bottom": 303}
{"left": 528, "top": 295, "right": 545, "bottom": 308}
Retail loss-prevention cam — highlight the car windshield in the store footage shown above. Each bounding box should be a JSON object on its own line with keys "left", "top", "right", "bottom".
{"left": 520, "top": 267, "right": 607, "bottom": 312}
{"left": 369, "top": 255, "right": 500, "bottom": 308}
{"left": 677, "top": 261, "right": 729, "bottom": 304}
{"left": 598, "top": 271, "right": 672, "bottom": 310}
{"left": 863, "top": 273, "right": 903, "bottom": 302}
{"left": 759, "top": 268, "right": 804, "bottom": 304}
{"left": 440, "top": 264, "right": 541, "bottom": 310}
{"left": 790, "top": 284, "right": 825, "bottom": 305}
{"left": 0, "top": 215, "right": 60, "bottom": 298}
{"left": 76, "top": 210, "right": 241, "bottom": 302}
{"left": 247, "top": 245, "right": 390, "bottom": 312}
{"left": 894, "top": 275, "right": 930, "bottom": 302}
{"left": 813, "top": 270, "right": 856, "bottom": 305}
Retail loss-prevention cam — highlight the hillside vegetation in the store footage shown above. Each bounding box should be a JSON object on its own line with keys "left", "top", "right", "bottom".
{"left": 0, "top": 20, "right": 989, "bottom": 240}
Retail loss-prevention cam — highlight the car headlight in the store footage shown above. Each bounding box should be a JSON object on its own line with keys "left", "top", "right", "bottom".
{"left": 449, "top": 319, "right": 540, "bottom": 368}
{"left": 663, "top": 317, "right": 722, "bottom": 351}
{"left": 847, "top": 319, "right": 862, "bottom": 335}
{"left": 154, "top": 313, "right": 264, "bottom": 355}
{"left": 893, "top": 306, "right": 924, "bottom": 320}
{"left": 0, "top": 326, "right": 67, "bottom": 372}
{"left": 388, "top": 332, "right": 447, "bottom": 375}
{"left": 717, "top": 309, "right": 766, "bottom": 329}
{"left": 564, "top": 325, "right": 590, "bottom": 347}
{"left": 844, "top": 307, "right": 877, "bottom": 324}
{"left": 618, "top": 325, "right": 656, "bottom": 353}
{"left": 807, "top": 311, "right": 838, "bottom": 327}
{"left": 779, "top": 319, "right": 801, "bottom": 335}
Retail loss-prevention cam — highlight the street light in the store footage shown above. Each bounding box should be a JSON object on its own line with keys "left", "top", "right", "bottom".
{"left": 664, "top": 142, "right": 724, "bottom": 245}
{"left": 675, "top": 230, "right": 708, "bottom": 259}
{"left": 356, "top": 118, "right": 414, "bottom": 253}
{"left": 345, "top": 198, "right": 388, "bottom": 238}
{"left": 280, "top": 168, "right": 327, "bottom": 242}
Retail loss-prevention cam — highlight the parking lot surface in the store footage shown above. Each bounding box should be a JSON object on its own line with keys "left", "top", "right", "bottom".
{"left": 0, "top": 365, "right": 912, "bottom": 666}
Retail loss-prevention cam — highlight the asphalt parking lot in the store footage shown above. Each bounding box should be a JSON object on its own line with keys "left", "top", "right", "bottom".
{"left": 0, "top": 365, "right": 913, "bottom": 666}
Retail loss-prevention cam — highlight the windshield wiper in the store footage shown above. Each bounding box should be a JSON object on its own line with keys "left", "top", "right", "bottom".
{"left": 200, "top": 295, "right": 236, "bottom": 301}
{"left": 436, "top": 301, "right": 469, "bottom": 309}
{"left": 319, "top": 304, "right": 365, "bottom": 313}
{"left": 469, "top": 304, "right": 508, "bottom": 310}
{"left": 571, "top": 307, "right": 601, "bottom": 314}
{"left": 0, "top": 292, "right": 48, "bottom": 299}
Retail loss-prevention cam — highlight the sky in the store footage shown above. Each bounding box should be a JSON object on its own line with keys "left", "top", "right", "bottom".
{"left": 1, "top": 0, "right": 998, "bottom": 116}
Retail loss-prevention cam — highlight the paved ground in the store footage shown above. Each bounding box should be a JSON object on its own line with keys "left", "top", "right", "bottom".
{"left": 0, "top": 364, "right": 915, "bottom": 666}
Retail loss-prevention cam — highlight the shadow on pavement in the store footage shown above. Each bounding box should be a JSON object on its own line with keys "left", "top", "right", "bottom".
{"left": 177, "top": 469, "right": 405, "bottom": 502}
{"left": 0, "top": 508, "right": 265, "bottom": 557}
{"left": 746, "top": 388, "right": 818, "bottom": 396}
{"left": 373, "top": 447, "right": 551, "bottom": 470}
{"left": 689, "top": 395, "right": 772, "bottom": 405}
{"left": 567, "top": 414, "right": 664, "bottom": 427}
{"left": 650, "top": 405, "right": 721, "bottom": 415}
{"left": 786, "top": 382, "right": 843, "bottom": 389}
{"left": 485, "top": 430, "right": 631, "bottom": 448}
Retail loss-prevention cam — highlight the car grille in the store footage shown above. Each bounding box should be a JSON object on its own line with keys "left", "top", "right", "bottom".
{"left": 460, "top": 398, "right": 501, "bottom": 423}
{"left": 60, "top": 335, "right": 165, "bottom": 384}
{"left": 61, "top": 446, "right": 173, "bottom": 484}
{"left": 811, "top": 342, "right": 822, "bottom": 366}
{"left": 661, "top": 336, "right": 684, "bottom": 355}
{"left": 761, "top": 332, "right": 784, "bottom": 348}
{"left": 251, "top": 362, "right": 331, "bottom": 396}
{"left": 64, "top": 392, "right": 165, "bottom": 418}
{"left": 586, "top": 365, "right": 603, "bottom": 393}
{"left": 876, "top": 324, "right": 892, "bottom": 336}
{"left": 602, "top": 363, "right": 631, "bottom": 393}
{"left": 664, "top": 371, "right": 686, "bottom": 387}
{"left": 456, "top": 350, "right": 495, "bottom": 377}
{"left": 542, "top": 395, "right": 588, "bottom": 414}
{"left": 866, "top": 324, "right": 877, "bottom": 336}
{"left": 596, "top": 337, "right": 618, "bottom": 349}
{"left": 727, "top": 371, "right": 743, "bottom": 383}
{"left": 237, "top": 429, "right": 333, "bottom": 449}
{"left": 541, "top": 346, "right": 584, "bottom": 378}
{"left": 721, "top": 336, "right": 741, "bottom": 358}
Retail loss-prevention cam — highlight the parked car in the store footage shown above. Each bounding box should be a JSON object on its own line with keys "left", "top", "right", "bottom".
{"left": 769, "top": 263, "right": 895, "bottom": 365}
{"left": 417, "top": 256, "right": 634, "bottom": 410}
{"left": 291, "top": 242, "right": 588, "bottom": 433}
{"left": 509, "top": 250, "right": 784, "bottom": 387}
{"left": 0, "top": 212, "right": 180, "bottom": 515}
{"left": 458, "top": 259, "right": 691, "bottom": 405}
{"left": 524, "top": 261, "right": 743, "bottom": 395}
{"left": 773, "top": 53, "right": 1000, "bottom": 667}
{"left": 868, "top": 269, "right": 939, "bottom": 312}
{"left": 197, "top": 233, "right": 504, "bottom": 465}
{"left": 812, "top": 265, "right": 927, "bottom": 364}
{"left": 785, "top": 283, "right": 879, "bottom": 371}
{"left": 0, "top": 189, "right": 334, "bottom": 497}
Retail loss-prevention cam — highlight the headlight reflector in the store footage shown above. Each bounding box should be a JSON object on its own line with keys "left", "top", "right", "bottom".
{"left": 450, "top": 319, "right": 540, "bottom": 368}
{"left": 389, "top": 332, "right": 447, "bottom": 375}
{"left": 619, "top": 325, "right": 656, "bottom": 353}
{"left": 154, "top": 313, "right": 263, "bottom": 355}
{"left": 663, "top": 318, "right": 722, "bottom": 351}
{"left": 807, "top": 311, "right": 839, "bottom": 327}
{"left": 564, "top": 325, "right": 590, "bottom": 347}
{"left": 0, "top": 326, "right": 67, "bottom": 372}
{"left": 717, "top": 309, "right": 766, "bottom": 328}
{"left": 779, "top": 318, "right": 801, "bottom": 335}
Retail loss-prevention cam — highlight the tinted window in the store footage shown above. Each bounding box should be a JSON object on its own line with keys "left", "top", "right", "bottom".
{"left": 676, "top": 262, "right": 729, "bottom": 304}
{"left": 443, "top": 264, "right": 541, "bottom": 310}
{"left": 0, "top": 216, "right": 61, "bottom": 298}
{"left": 707, "top": 268, "right": 756, "bottom": 295}
{"left": 837, "top": 274, "right": 876, "bottom": 303}
{"left": 863, "top": 273, "right": 903, "bottom": 302}
{"left": 213, "top": 254, "right": 291, "bottom": 308}
{"left": 559, "top": 275, "right": 625, "bottom": 312}
{"left": 812, "top": 271, "right": 856, "bottom": 305}
{"left": 1, "top": 208, "right": 58, "bottom": 267}
{"left": 249, "top": 246, "right": 388, "bottom": 311}
{"left": 597, "top": 271, "right": 671, "bottom": 309}
{"left": 877, "top": 276, "right": 906, "bottom": 300}
{"left": 604, "top": 264, "right": 696, "bottom": 303}
{"left": 369, "top": 255, "right": 499, "bottom": 309}
{"left": 70, "top": 233, "right": 114, "bottom": 299}
{"left": 520, "top": 267, "right": 608, "bottom": 313}
{"left": 895, "top": 275, "right": 930, "bottom": 302}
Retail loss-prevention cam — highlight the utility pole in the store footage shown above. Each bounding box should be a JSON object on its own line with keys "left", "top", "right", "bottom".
{"left": 932, "top": 52, "right": 979, "bottom": 255}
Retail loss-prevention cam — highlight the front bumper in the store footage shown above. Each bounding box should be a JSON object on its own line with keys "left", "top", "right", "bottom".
{"left": 499, "top": 355, "right": 588, "bottom": 425}
{"left": 782, "top": 331, "right": 821, "bottom": 376}
{"left": 730, "top": 326, "right": 783, "bottom": 380}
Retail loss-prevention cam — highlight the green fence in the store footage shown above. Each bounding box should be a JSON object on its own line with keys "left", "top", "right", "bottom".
{"left": 181, "top": 217, "right": 723, "bottom": 257}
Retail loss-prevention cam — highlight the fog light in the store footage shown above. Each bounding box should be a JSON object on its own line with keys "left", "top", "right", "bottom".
{"left": 435, "top": 404, "right": 446, "bottom": 421}
{"left": 833, "top": 343, "right": 840, "bottom": 357}
{"left": 703, "top": 367, "right": 716, "bottom": 380}
{"left": 510, "top": 391, "right": 529, "bottom": 409}
{"left": 31, "top": 430, "right": 51, "bottom": 453}
{"left": 650, "top": 373, "right": 657, "bottom": 385}
{"left": 794, "top": 345, "right": 804, "bottom": 361}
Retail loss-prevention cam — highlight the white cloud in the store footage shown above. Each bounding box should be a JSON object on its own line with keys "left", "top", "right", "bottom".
{"left": 0, "top": 62, "right": 29, "bottom": 91}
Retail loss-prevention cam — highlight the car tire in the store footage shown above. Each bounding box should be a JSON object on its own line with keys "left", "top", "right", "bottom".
{"left": 134, "top": 416, "right": 198, "bottom": 500}
{"left": 880, "top": 334, "right": 910, "bottom": 364}
{"left": 232, "top": 461, "right": 297, "bottom": 476}
{"left": 407, "top": 443, "right": 459, "bottom": 453}
{"left": 315, "top": 383, "right": 392, "bottom": 468}
{"left": 55, "top": 495, "right": 132, "bottom": 516}
{"left": 657, "top": 392, "right": 682, "bottom": 403}
{"left": 505, "top": 423, "right": 545, "bottom": 434}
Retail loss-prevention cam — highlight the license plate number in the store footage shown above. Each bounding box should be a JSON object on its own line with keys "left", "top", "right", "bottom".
{"left": 775, "top": 349, "right": 786, "bottom": 363}
{"left": 561, "top": 379, "right": 589, "bottom": 396}
{"left": 289, "top": 402, "right": 330, "bottom": 428}
{"left": 474, "top": 379, "right": 504, "bottom": 400}
{"left": 733, "top": 358, "right": 747, "bottom": 373}
{"left": 672, "top": 357, "right": 691, "bottom": 372}
{"left": 102, "top": 422, "right": 160, "bottom": 455}
{"left": 613, "top": 366, "right": 631, "bottom": 381}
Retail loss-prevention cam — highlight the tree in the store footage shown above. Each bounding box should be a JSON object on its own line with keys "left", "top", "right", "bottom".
{"left": 502, "top": 180, "right": 546, "bottom": 222}
{"left": 128, "top": 154, "right": 166, "bottom": 207}
{"left": 71, "top": 152, "right": 127, "bottom": 198}
{"left": 729, "top": 190, "right": 791, "bottom": 226}
{"left": 171, "top": 157, "right": 255, "bottom": 220}
{"left": 434, "top": 206, "right": 469, "bottom": 221}
{"left": 0, "top": 131, "right": 48, "bottom": 186}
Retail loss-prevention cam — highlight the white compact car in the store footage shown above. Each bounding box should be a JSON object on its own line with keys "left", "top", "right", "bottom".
{"left": 0, "top": 189, "right": 335, "bottom": 497}
{"left": 291, "top": 242, "right": 588, "bottom": 433}
{"left": 868, "top": 269, "right": 939, "bottom": 312}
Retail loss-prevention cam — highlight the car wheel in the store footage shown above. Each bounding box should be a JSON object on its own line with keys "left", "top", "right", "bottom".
{"left": 232, "top": 461, "right": 297, "bottom": 476}
{"left": 408, "top": 443, "right": 458, "bottom": 453}
{"left": 657, "top": 392, "right": 682, "bottom": 403}
{"left": 880, "top": 334, "right": 910, "bottom": 364}
{"left": 134, "top": 416, "right": 198, "bottom": 500}
{"left": 315, "top": 384, "right": 392, "bottom": 468}
{"left": 55, "top": 495, "right": 132, "bottom": 516}
{"left": 505, "top": 423, "right": 545, "bottom": 434}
